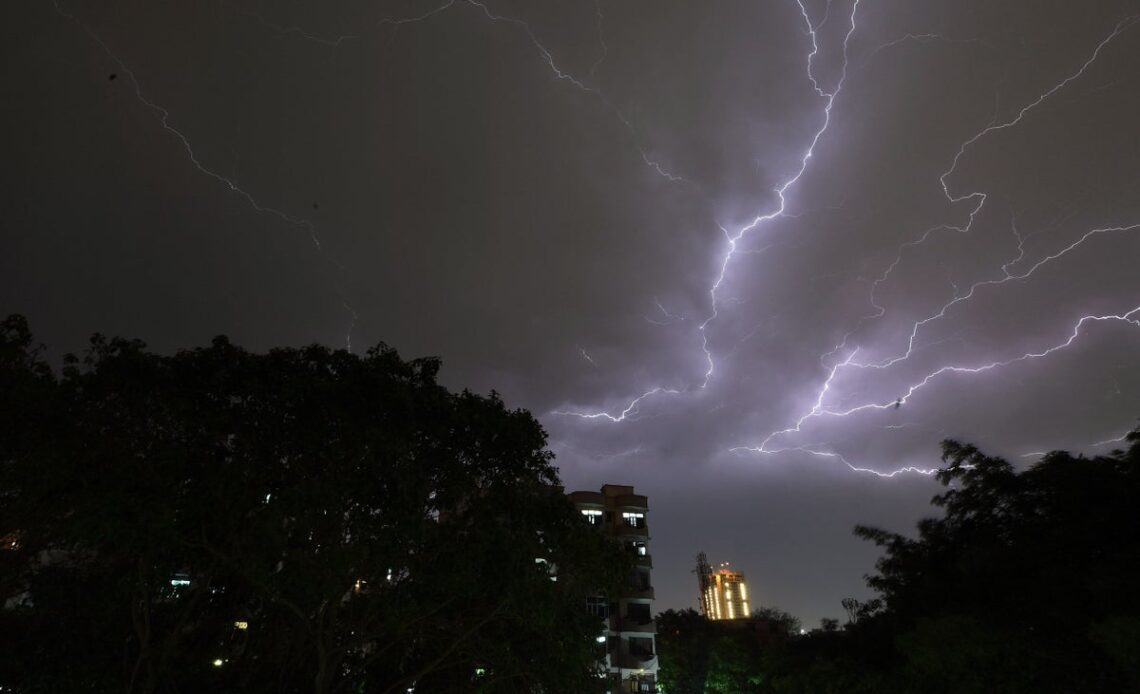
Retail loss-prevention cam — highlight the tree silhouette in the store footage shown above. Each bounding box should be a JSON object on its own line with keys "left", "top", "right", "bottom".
{"left": 0, "top": 316, "right": 628, "bottom": 693}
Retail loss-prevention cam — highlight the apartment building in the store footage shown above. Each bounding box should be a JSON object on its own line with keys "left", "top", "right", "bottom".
{"left": 568, "top": 484, "right": 657, "bottom": 694}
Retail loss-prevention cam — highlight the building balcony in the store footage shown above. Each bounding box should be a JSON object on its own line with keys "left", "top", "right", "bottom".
{"left": 616, "top": 618, "right": 656, "bottom": 634}
{"left": 614, "top": 652, "right": 657, "bottom": 670}
{"left": 615, "top": 524, "right": 649, "bottom": 538}
{"left": 623, "top": 586, "right": 655, "bottom": 600}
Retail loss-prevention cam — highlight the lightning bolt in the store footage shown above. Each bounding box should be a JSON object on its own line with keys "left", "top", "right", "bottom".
{"left": 248, "top": 0, "right": 690, "bottom": 184}
{"left": 856, "top": 222, "right": 1140, "bottom": 371}
{"left": 579, "top": 348, "right": 598, "bottom": 368}
{"left": 840, "top": 15, "right": 1138, "bottom": 354}
{"left": 551, "top": 386, "right": 682, "bottom": 423}
{"left": 861, "top": 32, "right": 995, "bottom": 68}
{"left": 51, "top": 0, "right": 359, "bottom": 350}
{"left": 589, "top": 0, "right": 609, "bottom": 78}
{"left": 644, "top": 299, "right": 688, "bottom": 326}
{"left": 557, "top": 0, "right": 863, "bottom": 418}
{"left": 738, "top": 304, "right": 1140, "bottom": 475}
{"left": 242, "top": 11, "right": 361, "bottom": 47}
{"left": 731, "top": 444, "right": 940, "bottom": 478}
{"left": 734, "top": 14, "right": 1140, "bottom": 475}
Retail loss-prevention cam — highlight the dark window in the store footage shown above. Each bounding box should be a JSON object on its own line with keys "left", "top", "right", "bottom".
{"left": 629, "top": 637, "right": 654, "bottom": 658}
{"left": 626, "top": 602, "right": 651, "bottom": 624}
{"left": 628, "top": 570, "right": 651, "bottom": 591}
{"left": 586, "top": 595, "right": 609, "bottom": 620}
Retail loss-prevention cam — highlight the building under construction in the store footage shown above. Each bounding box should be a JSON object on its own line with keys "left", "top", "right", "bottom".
{"left": 695, "top": 553, "right": 751, "bottom": 620}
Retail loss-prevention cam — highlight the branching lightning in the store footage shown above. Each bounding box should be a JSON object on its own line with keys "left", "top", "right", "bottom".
{"left": 558, "top": 0, "right": 862, "bottom": 419}
{"left": 251, "top": 0, "right": 690, "bottom": 184}
{"left": 53, "top": 0, "right": 1139, "bottom": 477}
{"left": 731, "top": 13, "right": 1140, "bottom": 475}
{"left": 560, "top": 4, "right": 1139, "bottom": 477}
{"left": 551, "top": 387, "right": 682, "bottom": 423}
{"left": 861, "top": 32, "right": 994, "bottom": 68}
{"left": 51, "top": 0, "right": 359, "bottom": 350}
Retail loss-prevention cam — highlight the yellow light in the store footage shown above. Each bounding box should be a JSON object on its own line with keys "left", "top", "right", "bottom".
{"left": 212, "top": 659, "right": 224, "bottom": 667}
{"left": 234, "top": 621, "right": 248, "bottom": 630}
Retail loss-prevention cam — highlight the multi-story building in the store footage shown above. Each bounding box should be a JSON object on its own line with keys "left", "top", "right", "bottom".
{"left": 697, "top": 556, "right": 751, "bottom": 621}
{"left": 569, "top": 484, "right": 657, "bottom": 694}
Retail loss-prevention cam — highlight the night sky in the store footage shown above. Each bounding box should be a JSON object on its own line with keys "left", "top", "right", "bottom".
{"left": 5, "top": 0, "right": 1140, "bottom": 626}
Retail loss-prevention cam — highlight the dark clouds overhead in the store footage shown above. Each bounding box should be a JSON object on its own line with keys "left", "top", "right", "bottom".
{"left": 4, "top": 0, "right": 1140, "bottom": 625}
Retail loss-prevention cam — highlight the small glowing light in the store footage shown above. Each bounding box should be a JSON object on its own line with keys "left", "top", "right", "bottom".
{"left": 212, "top": 658, "right": 224, "bottom": 667}
{"left": 234, "top": 621, "right": 248, "bottom": 630}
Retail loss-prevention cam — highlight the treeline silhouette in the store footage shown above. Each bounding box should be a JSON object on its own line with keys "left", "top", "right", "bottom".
{"left": 0, "top": 316, "right": 630, "bottom": 693}
{"left": 657, "top": 427, "right": 1140, "bottom": 693}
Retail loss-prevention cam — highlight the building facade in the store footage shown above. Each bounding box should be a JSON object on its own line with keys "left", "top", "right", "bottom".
{"left": 698, "top": 559, "right": 751, "bottom": 621}
{"left": 569, "top": 484, "right": 657, "bottom": 694}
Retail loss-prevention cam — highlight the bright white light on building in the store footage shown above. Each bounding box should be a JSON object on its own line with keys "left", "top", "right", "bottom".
{"left": 596, "top": 635, "right": 607, "bottom": 643}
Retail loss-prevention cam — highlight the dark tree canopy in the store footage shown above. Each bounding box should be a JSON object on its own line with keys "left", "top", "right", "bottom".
{"left": 654, "top": 428, "right": 1140, "bottom": 693}
{"left": 656, "top": 607, "right": 798, "bottom": 694}
{"left": 0, "top": 315, "right": 628, "bottom": 693}
{"left": 766, "top": 431, "right": 1140, "bottom": 693}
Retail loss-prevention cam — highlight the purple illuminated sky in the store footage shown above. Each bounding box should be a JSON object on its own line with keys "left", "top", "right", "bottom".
{"left": 4, "top": 0, "right": 1140, "bottom": 625}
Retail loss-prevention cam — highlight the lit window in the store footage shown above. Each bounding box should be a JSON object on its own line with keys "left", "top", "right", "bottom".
{"left": 581, "top": 509, "right": 603, "bottom": 525}
{"left": 622, "top": 512, "right": 645, "bottom": 528}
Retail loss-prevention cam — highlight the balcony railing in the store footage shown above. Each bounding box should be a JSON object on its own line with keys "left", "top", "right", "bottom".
{"left": 615, "top": 524, "right": 649, "bottom": 537}
{"left": 616, "top": 617, "right": 656, "bottom": 634}
{"left": 614, "top": 652, "right": 657, "bottom": 670}
{"left": 623, "top": 586, "right": 655, "bottom": 600}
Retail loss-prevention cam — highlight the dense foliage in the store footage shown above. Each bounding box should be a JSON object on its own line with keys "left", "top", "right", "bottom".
{"left": 0, "top": 315, "right": 628, "bottom": 693}
{"left": 658, "top": 428, "right": 1140, "bottom": 693}
{"left": 657, "top": 608, "right": 798, "bottom": 694}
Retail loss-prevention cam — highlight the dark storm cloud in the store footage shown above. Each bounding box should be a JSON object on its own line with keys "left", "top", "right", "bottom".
{"left": 4, "top": 0, "right": 1139, "bottom": 625}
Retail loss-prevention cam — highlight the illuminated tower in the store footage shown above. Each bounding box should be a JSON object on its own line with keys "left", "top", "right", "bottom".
{"left": 701, "top": 563, "right": 750, "bottom": 621}
{"left": 568, "top": 484, "right": 657, "bottom": 694}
